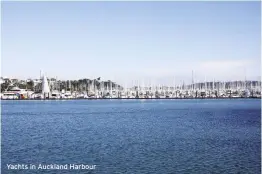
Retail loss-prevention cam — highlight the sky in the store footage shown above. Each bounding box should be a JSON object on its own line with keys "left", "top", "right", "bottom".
{"left": 1, "top": 1, "right": 261, "bottom": 86}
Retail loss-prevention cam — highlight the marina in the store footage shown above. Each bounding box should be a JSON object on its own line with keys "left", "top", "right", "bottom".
{"left": 2, "top": 1, "right": 261, "bottom": 174}
{"left": 1, "top": 75, "right": 261, "bottom": 100}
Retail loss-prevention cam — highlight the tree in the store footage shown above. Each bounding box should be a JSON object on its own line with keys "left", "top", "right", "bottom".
{"left": 26, "top": 80, "right": 34, "bottom": 91}
{"left": 1, "top": 83, "right": 10, "bottom": 92}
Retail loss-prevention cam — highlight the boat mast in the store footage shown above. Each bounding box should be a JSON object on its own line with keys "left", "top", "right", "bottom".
{"left": 244, "top": 68, "right": 247, "bottom": 91}
{"left": 173, "top": 76, "right": 176, "bottom": 91}
{"left": 191, "top": 70, "right": 194, "bottom": 91}
{"left": 205, "top": 75, "right": 207, "bottom": 92}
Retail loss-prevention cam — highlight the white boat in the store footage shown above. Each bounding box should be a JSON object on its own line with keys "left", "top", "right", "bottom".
{"left": 1, "top": 92, "right": 19, "bottom": 99}
{"left": 1, "top": 86, "right": 29, "bottom": 99}
{"left": 50, "top": 90, "right": 61, "bottom": 99}
{"left": 120, "top": 91, "right": 127, "bottom": 98}
{"left": 111, "top": 90, "right": 118, "bottom": 98}
{"left": 30, "top": 93, "right": 43, "bottom": 99}
{"left": 61, "top": 91, "right": 73, "bottom": 99}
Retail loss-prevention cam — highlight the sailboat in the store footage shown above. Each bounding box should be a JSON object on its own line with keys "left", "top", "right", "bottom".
{"left": 41, "top": 74, "right": 50, "bottom": 99}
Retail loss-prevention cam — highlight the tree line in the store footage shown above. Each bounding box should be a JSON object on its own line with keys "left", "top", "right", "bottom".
{"left": 1, "top": 78, "right": 123, "bottom": 92}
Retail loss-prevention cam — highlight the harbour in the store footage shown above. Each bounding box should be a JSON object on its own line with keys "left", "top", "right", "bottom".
{"left": 1, "top": 1, "right": 261, "bottom": 173}
{"left": 1, "top": 74, "right": 261, "bottom": 100}
{"left": 2, "top": 99, "right": 261, "bottom": 173}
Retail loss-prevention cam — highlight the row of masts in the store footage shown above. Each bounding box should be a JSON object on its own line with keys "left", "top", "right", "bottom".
{"left": 38, "top": 71, "right": 261, "bottom": 99}
{"left": 49, "top": 77, "right": 261, "bottom": 93}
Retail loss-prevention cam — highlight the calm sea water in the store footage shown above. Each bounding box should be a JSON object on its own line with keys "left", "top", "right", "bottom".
{"left": 1, "top": 99, "right": 261, "bottom": 174}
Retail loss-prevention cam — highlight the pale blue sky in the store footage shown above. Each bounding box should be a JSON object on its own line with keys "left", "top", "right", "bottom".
{"left": 2, "top": 1, "right": 261, "bottom": 85}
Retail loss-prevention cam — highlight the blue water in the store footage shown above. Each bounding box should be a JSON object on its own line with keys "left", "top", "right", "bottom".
{"left": 1, "top": 99, "right": 261, "bottom": 174}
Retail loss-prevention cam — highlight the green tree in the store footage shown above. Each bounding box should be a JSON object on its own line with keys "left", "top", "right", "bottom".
{"left": 26, "top": 80, "right": 34, "bottom": 91}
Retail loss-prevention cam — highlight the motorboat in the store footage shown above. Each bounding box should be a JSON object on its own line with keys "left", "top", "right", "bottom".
{"left": 1, "top": 86, "right": 29, "bottom": 99}
{"left": 1, "top": 92, "right": 19, "bottom": 99}
{"left": 62, "top": 91, "right": 73, "bottom": 99}
{"left": 50, "top": 90, "right": 61, "bottom": 99}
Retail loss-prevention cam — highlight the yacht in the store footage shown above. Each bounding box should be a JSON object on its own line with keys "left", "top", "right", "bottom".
{"left": 62, "top": 91, "right": 73, "bottom": 99}
{"left": 30, "top": 93, "right": 42, "bottom": 99}
{"left": 1, "top": 86, "right": 29, "bottom": 99}
{"left": 50, "top": 90, "right": 61, "bottom": 99}
{"left": 111, "top": 90, "right": 118, "bottom": 98}
{"left": 119, "top": 91, "right": 127, "bottom": 98}
{"left": 2, "top": 92, "right": 19, "bottom": 99}
{"left": 42, "top": 75, "right": 50, "bottom": 99}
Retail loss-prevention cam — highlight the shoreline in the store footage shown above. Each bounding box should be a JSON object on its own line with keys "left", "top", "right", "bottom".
{"left": 1, "top": 97, "right": 261, "bottom": 101}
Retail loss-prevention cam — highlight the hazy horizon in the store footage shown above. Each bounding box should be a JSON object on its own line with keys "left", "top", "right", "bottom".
{"left": 2, "top": 1, "right": 261, "bottom": 86}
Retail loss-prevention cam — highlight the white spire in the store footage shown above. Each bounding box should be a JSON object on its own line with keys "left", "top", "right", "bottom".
{"left": 42, "top": 74, "right": 50, "bottom": 94}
